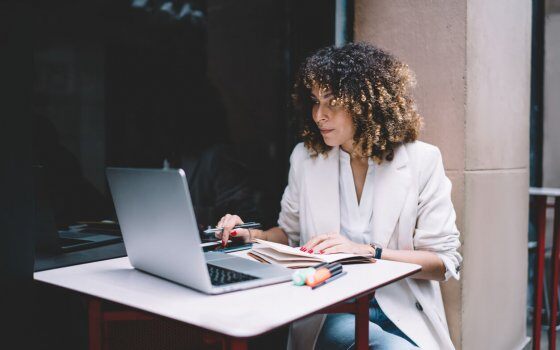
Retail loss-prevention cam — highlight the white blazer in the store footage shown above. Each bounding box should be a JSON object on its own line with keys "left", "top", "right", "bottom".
{"left": 279, "top": 141, "right": 462, "bottom": 350}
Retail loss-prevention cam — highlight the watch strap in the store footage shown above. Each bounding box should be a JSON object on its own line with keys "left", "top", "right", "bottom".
{"left": 374, "top": 246, "right": 383, "bottom": 259}
{"left": 369, "top": 243, "right": 383, "bottom": 259}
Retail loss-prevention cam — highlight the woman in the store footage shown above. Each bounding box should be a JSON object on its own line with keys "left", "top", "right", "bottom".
{"left": 216, "top": 42, "right": 461, "bottom": 350}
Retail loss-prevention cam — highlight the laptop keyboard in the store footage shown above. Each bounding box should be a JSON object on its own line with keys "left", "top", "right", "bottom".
{"left": 207, "top": 264, "right": 258, "bottom": 286}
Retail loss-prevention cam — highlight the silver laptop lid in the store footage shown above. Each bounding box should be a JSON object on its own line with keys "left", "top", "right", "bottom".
{"left": 106, "top": 167, "right": 213, "bottom": 292}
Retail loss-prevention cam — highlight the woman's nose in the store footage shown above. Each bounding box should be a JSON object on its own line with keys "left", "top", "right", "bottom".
{"left": 313, "top": 105, "right": 328, "bottom": 123}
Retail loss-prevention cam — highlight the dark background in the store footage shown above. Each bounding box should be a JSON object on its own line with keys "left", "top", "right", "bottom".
{"left": 31, "top": 0, "right": 338, "bottom": 231}
{"left": 1, "top": 0, "right": 350, "bottom": 349}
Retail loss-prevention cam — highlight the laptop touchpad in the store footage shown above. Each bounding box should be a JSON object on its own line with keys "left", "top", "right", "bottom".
{"left": 204, "top": 251, "right": 238, "bottom": 262}
{"left": 209, "top": 255, "right": 290, "bottom": 278}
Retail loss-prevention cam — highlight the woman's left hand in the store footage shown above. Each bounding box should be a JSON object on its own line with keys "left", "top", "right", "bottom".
{"left": 301, "top": 233, "right": 372, "bottom": 255}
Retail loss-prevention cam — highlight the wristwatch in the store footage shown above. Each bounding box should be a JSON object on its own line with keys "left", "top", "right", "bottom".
{"left": 369, "top": 243, "right": 383, "bottom": 259}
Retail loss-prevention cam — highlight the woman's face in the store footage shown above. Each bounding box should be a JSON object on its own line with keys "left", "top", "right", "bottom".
{"left": 311, "top": 86, "right": 355, "bottom": 151}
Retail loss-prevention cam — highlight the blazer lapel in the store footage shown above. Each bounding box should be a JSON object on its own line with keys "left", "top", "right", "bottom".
{"left": 303, "top": 146, "right": 340, "bottom": 237}
{"left": 371, "top": 145, "right": 412, "bottom": 248}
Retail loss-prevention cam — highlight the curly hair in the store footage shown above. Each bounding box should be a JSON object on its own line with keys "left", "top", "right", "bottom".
{"left": 292, "top": 42, "right": 423, "bottom": 163}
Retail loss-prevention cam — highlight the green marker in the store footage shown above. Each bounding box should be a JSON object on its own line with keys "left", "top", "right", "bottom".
{"left": 292, "top": 267, "right": 316, "bottom": 286}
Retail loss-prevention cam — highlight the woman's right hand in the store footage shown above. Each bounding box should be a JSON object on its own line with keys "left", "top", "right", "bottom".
{"left": 215, "top": 214, "right": 252, "bottom": 246}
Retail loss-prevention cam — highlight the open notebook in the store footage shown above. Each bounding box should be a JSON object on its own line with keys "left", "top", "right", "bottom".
{"left": 248, "top": 239, "right": 375, "bottom": 268}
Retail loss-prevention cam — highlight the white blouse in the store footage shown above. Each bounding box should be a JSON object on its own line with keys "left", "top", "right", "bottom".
{"left": 338, "top": 149, "right": 379, "bottom": 245}
{"left": 338, "top": 150, "right": 400, "bottom": 249}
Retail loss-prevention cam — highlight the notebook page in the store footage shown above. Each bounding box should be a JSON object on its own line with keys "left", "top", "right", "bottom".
{"left": 252, "top": 239, "right": 365, "bottom": 264}
{"left": 251, "top": 246, "right": 323, "bottom": 262}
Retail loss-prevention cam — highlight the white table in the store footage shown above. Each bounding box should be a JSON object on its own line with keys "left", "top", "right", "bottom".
{"left": 34, "top": 254, "right": 421, "bottom": 350}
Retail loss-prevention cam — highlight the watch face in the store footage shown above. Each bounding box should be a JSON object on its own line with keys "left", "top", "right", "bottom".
{"left": 375, "top": 247, "right": 382, "bottom": 259}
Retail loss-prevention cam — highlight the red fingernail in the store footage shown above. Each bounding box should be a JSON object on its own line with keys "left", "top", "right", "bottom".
{"left": 308, "top": 249, "right": 313, "bottom": 254}
{"left": 320, "top": 250, "right": 324, "bottom": 254}
{"left": 230, "top": 230, "right": 237, "bottom": 237}
{"left": 301, "top": 247, "right": 307, "bottom": 252}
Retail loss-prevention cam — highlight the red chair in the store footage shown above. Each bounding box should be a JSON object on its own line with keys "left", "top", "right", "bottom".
{"left": 530, "top": 187, "right": 560, "bottom": 350}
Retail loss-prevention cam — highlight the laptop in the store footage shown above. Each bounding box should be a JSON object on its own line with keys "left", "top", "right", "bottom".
{"left": 105, "top": 167, "right": 293, "bottom": 294}
{"left": 33, "top": 165, "right": 122, "bottom": 254}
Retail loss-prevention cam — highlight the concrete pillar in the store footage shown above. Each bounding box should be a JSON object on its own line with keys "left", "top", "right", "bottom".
{"left": 355, "top": 1, "right": 531, "bottom": 349}
{"left": 543, "top": 8, "right": 560, "bottom": 188}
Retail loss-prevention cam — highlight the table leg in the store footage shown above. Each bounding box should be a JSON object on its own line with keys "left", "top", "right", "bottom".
{"left": 534, "top": 196, "right": 547, "bottom": 350}
{"left": 355, "top": 294, "right": 372, "bottom": 350}
{"left": 227, "top": 337, "right": 248, "bottom": 350}
{"left": 88, "top": 298, "right": 103, "bottom": 350}
{"left": 549, "top": 198, "right": 560, "bottom": 350}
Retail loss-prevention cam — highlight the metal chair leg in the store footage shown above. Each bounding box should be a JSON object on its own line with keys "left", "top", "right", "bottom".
{"left": 545, "top": 262, "right": 551, "bottom": 324}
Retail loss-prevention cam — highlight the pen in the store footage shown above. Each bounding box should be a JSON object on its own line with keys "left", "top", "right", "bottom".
{"left": 312, "top": 262, "right": 329, "bottom": 269}
{"left": 312, "top": 271, "right": 348, "bottom": 290}
{"left": 305, "top": 264, "right": 343, "bottom": 286}
{"left": 203, "top": 222, "right": 261, "bottom": 234}
{"left": 324, "top": 263, "right": 342, "bottom": 272}
{"left": 293, "top": 263, "right": 341, "bottom": 286}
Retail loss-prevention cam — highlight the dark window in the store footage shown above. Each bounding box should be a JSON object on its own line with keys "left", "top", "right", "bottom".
{"left": 32, "top": 0, "right": 337, "bottom": 235}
